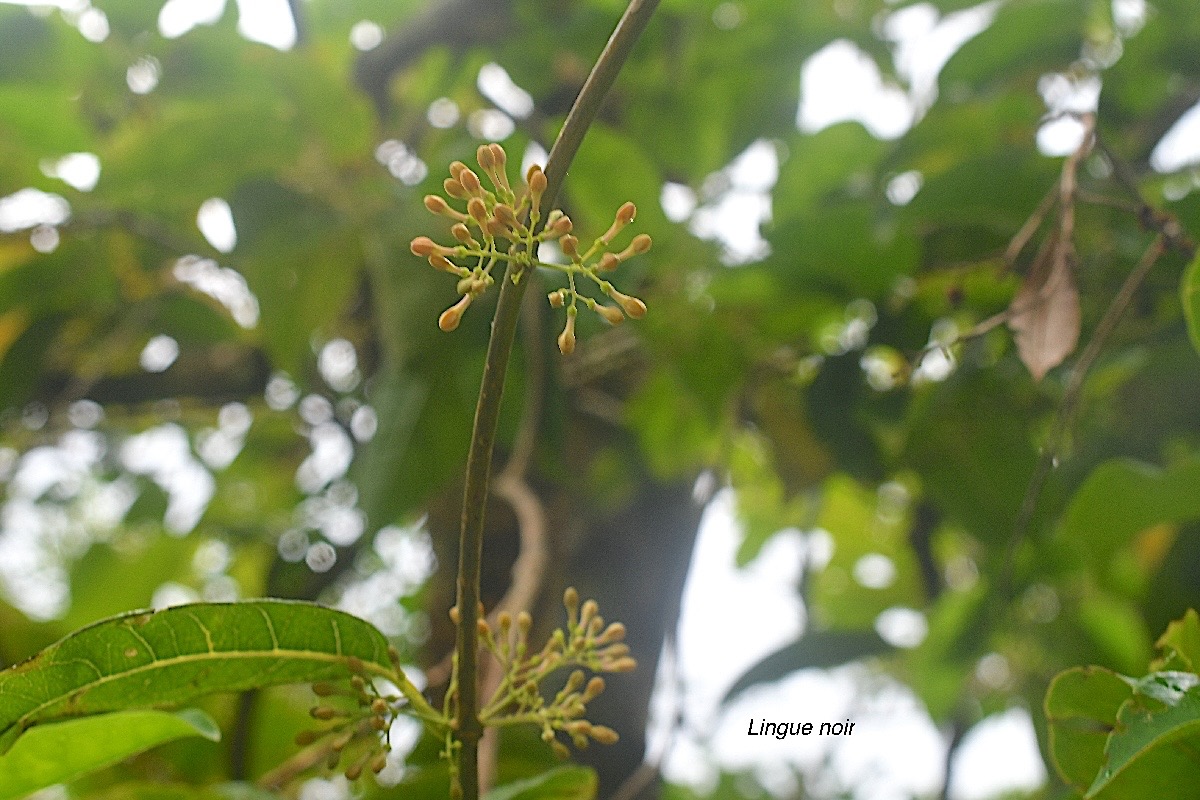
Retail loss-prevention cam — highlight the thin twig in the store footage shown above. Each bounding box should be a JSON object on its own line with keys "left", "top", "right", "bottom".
{"left": 1004, "top": 185, "right": 1058, "bottom": 267}
{"left": 452, "top": 3, "right": 661, "bottom": 798}
{"left": 1000, "top": 234, "right": 1166, "bottom": 592}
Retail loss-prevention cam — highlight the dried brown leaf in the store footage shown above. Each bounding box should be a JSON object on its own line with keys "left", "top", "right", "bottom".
{"left": 1008, "top": 243, "right": 1081, "bottom": 381}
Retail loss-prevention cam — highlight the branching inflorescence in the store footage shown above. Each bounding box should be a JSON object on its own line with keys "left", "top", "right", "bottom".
{"left": 410, "top": 143, "right": 649, "bottom": 354}
{"left": 295, "top": 590, "right": 633, "bottom": 786}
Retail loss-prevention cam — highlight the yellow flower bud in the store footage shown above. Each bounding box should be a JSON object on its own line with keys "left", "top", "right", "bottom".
{"left": 486, "top": 217, "right": 508, "bottom": 239}
{"left": 558, "top": 312, "right": 576, "bottom": 355}
{"left": 598, "top": 621, "right": 626, "bottom": 644}
{"left": 439, "top": 294, "right": 472, "bottom": 331}
{"left": 429, "top": 254, "right": 458, "bottom": 273}
{"left": 444, "top": 178, "right": 468, "bottom": 199}
{"left": 451, "top": 223, "right": 475, "bottom": 244}
{"left": 449, "top": 161, "right": 468, "bottom": 180}
{"left": 548, "top": 289, "right": 566, "bottom": 308}
{"left": 608, "top": 288, "right": 647, "bottom": 318}
{"left": 551, "top": 215, "right": 573, "bottom": 237}
{"left": 449, "top": 606, "right": 461, "bottom": 624}
{"left": 595, "top": 304, "right": 624, "bottom": 325}
{"left": 584, "top": 676, "right": 606, "bottom": 701}
{"left": 410, "top": 236, "right": 442, "bottom": 257}
{"left": 467, "top": 197, "right": 488, "bottom": 226}
{"left": 616, "top": 201, "right": 637, "bottom": 224}
{"left": 476, "top": 144, "right": 495, "bottom": 170}
{"left": 590, "top": 725, "right": 620, "bottom": 745}
{"left": 459, "top": 168, "right": 483, "bottom": 196}
{"left": 597, "top": 253, "right": 619, "bottom": 272}
{"left": 493, "top": 204, "right": 518, "bottom": 228}
{"left": 488, "top": 143, "right": 507, "bottom": 167}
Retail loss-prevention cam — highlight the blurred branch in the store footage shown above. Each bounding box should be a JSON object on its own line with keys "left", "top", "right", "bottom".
{"left": 353, "top": 0, "right": 513, "bottom": 112}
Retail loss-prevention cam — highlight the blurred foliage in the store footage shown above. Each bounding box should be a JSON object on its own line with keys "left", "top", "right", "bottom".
{"left": 1, "top": 0, "right": 1200, "bottom": 797}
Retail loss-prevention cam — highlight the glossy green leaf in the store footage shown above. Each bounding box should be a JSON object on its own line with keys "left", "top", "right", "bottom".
{"left": 723, "top": 629, "right": 892, "bottom": 703}
{"left": 0, "top": 708, "right": 219, "bottom": 800}
{"left": 1088, "top": 672, "right": 1200, "bottom": 798}
{"left": 0, "top": 601, "right": 391, "bottom": 753}
{"left": 485, "top": 766, "right": 599, "bottom": 800}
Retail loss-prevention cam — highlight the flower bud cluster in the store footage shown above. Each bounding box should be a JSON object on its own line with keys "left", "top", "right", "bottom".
{"left": 292, "top": 650, "right": 408, "bottom": 782}
{"left": 411, "top": 144, "right": 650, "bottom": 352}
{"left": 470, "top": 588, "right": 634, "bottom": 758}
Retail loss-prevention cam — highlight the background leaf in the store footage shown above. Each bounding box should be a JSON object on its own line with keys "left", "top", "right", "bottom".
{"left": 0, "top": 708, "right": 219, "bottom": 800}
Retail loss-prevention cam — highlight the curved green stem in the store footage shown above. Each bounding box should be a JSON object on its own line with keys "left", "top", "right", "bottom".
{"left": 451, "top": 2, "right": 660, "bottom": 798}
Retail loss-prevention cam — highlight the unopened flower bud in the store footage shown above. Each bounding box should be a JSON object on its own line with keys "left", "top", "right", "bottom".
{"left": 439, "top": 294, "right": 472, "bottom": 331}
{"left": 584, "top": 676, "right": 606, "bottom": 701}
{"left": 608, "top": 288, "right": 647, "bottom": 318}
{"left": 607, "top": 656, "right": 637, "bottom": 672}
{"left": 595, "top": 304, "right": 624, "bottom": 325}
{"left": 449, "top": 161, "right": 468, "bottom": 180}
{"left": 451, "top": 223, "right": 475, "bottom": 244}
{"left": 371, "top": 753, "right": 389, "bottom": 774}
{"left": 550, "top": 215, "right": 573, "bottom": 237}
{"left": 476, "top": 144, "right": 495, "bottom": 170}
{"left": 467, "top": 197, "right": 488, "bottom": 225}
{"left": 312, "top": 682, "right": 337, "bottom": 697}
{"left": 598, "top": 621, "right": 626, "bottom": 644}
{"left": 371, "top": 698, "right": 389, "bottom": 715}
{"left": 444, "top": 178, "right": 468, "bottom": 199}
{"left": 459, "top": 168, "right": 483, "bottom": 196}
{"left": 410, "top": 236, "right": 443, "bottom": 257}
{"left": 295, "top": 729, "right": 319, "bottom": 745}
{"left": 597, "top": 253, "right": 619, "bottom": 272}
{"left": 449, "top": 606, "right": 461, "bottom": 624}
{"left": 488, "top": 143, "right": 507, "bottom": 167}
{"left": 564, "top": 587, "right": 579, "bottom": 611}
{"left": 517, "top": 611, "right": 533, "bottom": 632}
{"left": 560, "top": 235, "right": 580, "bottom": 259}
{"left": 486, "top": 217, "right": 508, "bottom": 239}
{"left": 580, "top": 599, "right": 599, "bottom": 625}
{"left": 429, "top": 254, "right": 458, "bottom": 273}
{"left": 345, "top": 762, "right": 363, "bottom": 781}
{"left": 347, "top": 657, "right": 365, "bottom": 674}
{"left": 424, "top": 195, "right": 465, "bottom": 221}
{"left": 590, "top": 725, "right": 620, "bottom": 745}
{"left": 628, "top": 233, "right": 652, "bottom": 255}
{"left": 477, "top": 618, "right": 490, "bottom": 636}
{"left": 311, "top": 705, "right": 337, "bottom": 720}
{"left": 528, "top": 166, "right": 547, "bottom": 213}
{"left": 493, "top": 204, "right": 518, "bottom": 227}
{"left": 551, "top": 740, "right": 571, "bottom": 759}
{"left": 616, "top": 202, "right": 637, "bottom": 224}
{"left": 558, "top": 311, "right": 576, "bottom": 355}
{"left": 548, "top": 289, "right": 566, "bottom": 308}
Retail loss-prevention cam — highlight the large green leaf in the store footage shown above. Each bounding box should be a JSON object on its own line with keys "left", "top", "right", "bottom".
{"left": 1060, "top": 457, "right": 1200, "bottom": 571}
{"left": 0, "top": 708, "right": 219, "bottom": 800}
{"left": 0, "top": 600, "right": 392, "bottom": 753}
{"left": 485, "top": 766, "right": 599, "bottom": 800}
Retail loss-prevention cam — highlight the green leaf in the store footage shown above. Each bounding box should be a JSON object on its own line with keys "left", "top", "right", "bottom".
{"left": 1088, "top": 672, "right": 1200, "bottom": 798}
{"left": 1060, "top": 457, "right": 1200, "bottom": 572}
{"left": 0, "top": 708, "right": 220, "bottom": 800}
{"left": 1181, "top": 249, "right": 1200, "bottom": 355}
{"left": 723, "top": 629, "right": 892, "bottom": 703}
{"left": 1044, "top": 666, "right": 1131, "bottom": 791}
{"left": 1155, "top": 609, "right": 1200, "bottom": 672}
{"left": 0, "top": 600, "right": 392, "bottom": 753}
{"left": 484, "top": 766, "right": 599, "bottom": 800}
